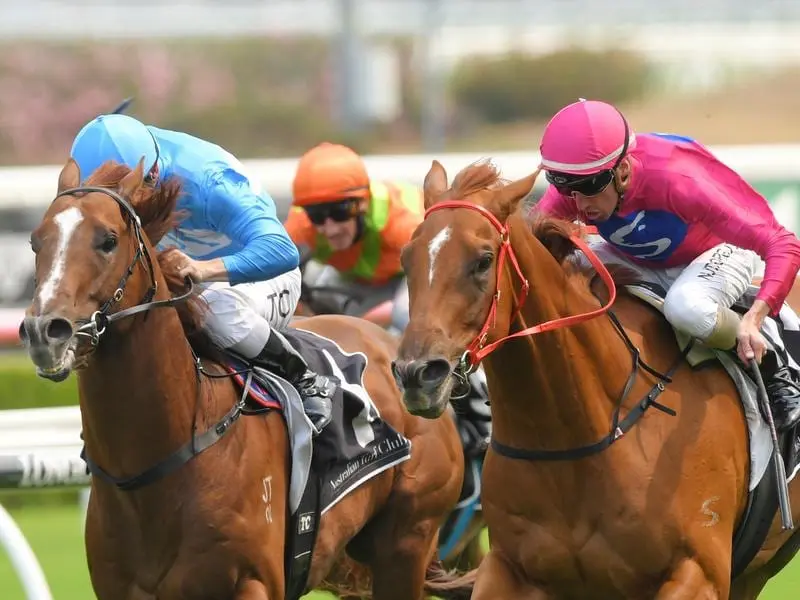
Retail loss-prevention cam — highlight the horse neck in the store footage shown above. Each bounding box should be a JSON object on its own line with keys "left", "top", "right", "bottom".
{"left": 77, "top": 283, "right": 201, "bottom": 479}
{"left": 483, "top": 218, "right": 632, "bottom": 452}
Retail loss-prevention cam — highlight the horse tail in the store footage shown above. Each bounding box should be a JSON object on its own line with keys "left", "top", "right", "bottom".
{"left": 422, "top": 560, "right": 478, "bottom": 600}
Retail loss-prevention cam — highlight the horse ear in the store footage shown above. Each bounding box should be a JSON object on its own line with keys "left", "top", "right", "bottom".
{"left": 493, "top": 169, "right": 540, "bottom": 222}
{"left": 118, "top": 157, "right": 145, "bottom": 200}
{"left": 57, "top": 158, "right": 81, "bottom": 193}
{"left": 423, "top": 160, "right": 449, "bottom": 210}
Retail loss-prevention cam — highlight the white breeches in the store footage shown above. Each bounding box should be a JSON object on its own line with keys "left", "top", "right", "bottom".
{"left": 582, "top": 237, "right": 759, "bottom": 340}
{"left": 199, "top": 267, "right": 302, "bottom": 357}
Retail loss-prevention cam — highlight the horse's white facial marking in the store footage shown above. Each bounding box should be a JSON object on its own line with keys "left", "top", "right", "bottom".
{"left": 428, "top": 226, "right": 451, "bottom": 285}
{"left": 36, "top": 206, "right": 84, "bottom": 312}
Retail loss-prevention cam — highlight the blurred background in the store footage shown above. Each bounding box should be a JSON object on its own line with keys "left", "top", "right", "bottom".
{"left": 1, "top": 1, "right": 800, "bottom": 598}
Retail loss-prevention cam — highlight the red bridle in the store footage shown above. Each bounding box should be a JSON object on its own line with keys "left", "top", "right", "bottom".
{"left": 424, "top": 201, "right": 616, "bottom": 371}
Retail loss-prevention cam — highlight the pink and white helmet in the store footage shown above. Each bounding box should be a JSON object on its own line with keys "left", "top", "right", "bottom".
{"left": 539, "top": 99, "right": 635, "bottom": 176}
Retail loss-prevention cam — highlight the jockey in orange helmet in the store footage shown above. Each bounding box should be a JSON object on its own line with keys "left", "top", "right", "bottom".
{"left": 284, "top": 142, "right": 423, "bottom": 326}
{"left": 286, "top": 144, "right": 493, "bottom": 542}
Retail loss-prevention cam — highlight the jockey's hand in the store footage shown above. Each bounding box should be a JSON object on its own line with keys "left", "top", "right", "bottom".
{"left": 160, "top": 249, "right": 205, "bottom": 283}
{"left": 737, "top": 300, "right": 770, "bottom": 363}
{"left": 160, "top": 248, "right": 229, "bottom": 283}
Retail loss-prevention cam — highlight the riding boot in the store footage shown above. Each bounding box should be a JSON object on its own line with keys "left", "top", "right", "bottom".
{"left": 761, "top": 349, "right": 800, "bottom": 432}
{"left": 253, "top": 328, "right": 337, "bottom": 435}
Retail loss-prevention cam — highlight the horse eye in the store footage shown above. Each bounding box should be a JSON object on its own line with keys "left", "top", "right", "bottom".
{"left": 473, "top": 252, "right": 494, "bottom": 275}
{"left": 98, "top": 235, "right": 118, "bottom": 254}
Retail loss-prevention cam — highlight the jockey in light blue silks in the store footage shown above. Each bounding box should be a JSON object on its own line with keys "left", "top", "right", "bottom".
{"left": 70, "top": 114, "right": 337, "bottom": 434}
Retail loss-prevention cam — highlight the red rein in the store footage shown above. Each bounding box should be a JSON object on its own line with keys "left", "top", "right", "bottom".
{"left": 424, "top": 202, "right": 616, "bottom": 370}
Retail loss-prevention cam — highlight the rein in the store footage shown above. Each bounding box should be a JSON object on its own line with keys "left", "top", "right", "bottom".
{"left": 57, "top": 184, "right": 253, "bottom": 491}
{"left": 424, "top": 200, "right": 685, "bottom": 461}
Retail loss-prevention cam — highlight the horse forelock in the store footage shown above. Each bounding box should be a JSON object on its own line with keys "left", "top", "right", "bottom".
{"left": 447, "top": 159, "right": 508, "bottom": 201}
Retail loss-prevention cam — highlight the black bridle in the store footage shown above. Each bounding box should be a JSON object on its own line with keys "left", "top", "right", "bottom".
{"left": 54, "top": 184, "right": 251, "bottom": 491}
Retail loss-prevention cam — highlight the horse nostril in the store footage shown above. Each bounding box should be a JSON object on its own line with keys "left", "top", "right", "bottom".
{"left": 44, "top": 317, "right": 74, "bottom": 343}
{"left": 393, "top": 358, "right": 453, "bottom": 389}
{"left": 417, "top": 358, "right": 451, "bottom": 388}
{"left": 18, "top": 321, "right": 28, "bottom": 343}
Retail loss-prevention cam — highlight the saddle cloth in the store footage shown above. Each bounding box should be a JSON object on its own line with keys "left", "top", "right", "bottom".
{"left": 625, "top": 282, "right": 800, "bottom": 491}
{"left": 223, "top": 327, "right": 412, "bottom": 515}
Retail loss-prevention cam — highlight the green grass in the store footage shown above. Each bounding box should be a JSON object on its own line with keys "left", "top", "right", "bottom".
{"left": 0, "top": 501, "right": 797, "bottom": 598}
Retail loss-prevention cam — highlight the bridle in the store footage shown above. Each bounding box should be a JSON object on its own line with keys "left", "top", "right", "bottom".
{"left": 422, "top": 200, "right": 688, "bottom": 461}
{"left": 425, "top": 200, "right": 617, "bottom": 374}
{"left": 54, "top": 185, "right": 195, "bottom": 348}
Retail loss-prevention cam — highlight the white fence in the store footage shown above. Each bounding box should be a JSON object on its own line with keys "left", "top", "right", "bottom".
{"left": 3, "top": 144, "right": 800, "bottom": 210}
{"left": 0, "top": 406, "right": 87, "bottom": 600}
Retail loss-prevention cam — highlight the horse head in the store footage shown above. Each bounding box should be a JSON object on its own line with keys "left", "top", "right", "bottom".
{"left": 19, "top": 157, "right": 186, "bottom": 381}
{"left": 391, "top": 159, "right": 538, "bottom": 417}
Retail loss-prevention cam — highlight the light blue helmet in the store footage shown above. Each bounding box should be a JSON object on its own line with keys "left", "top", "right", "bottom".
{"left": 70, "top": 114, "right": 159, "bottom": 182}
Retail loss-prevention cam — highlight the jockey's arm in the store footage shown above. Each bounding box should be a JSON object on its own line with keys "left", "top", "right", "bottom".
{"left": 668, "top": 171, "right": 800, "bottom": 320}
{"left": 203, "top": 172, "right": 300, "bottom": 285}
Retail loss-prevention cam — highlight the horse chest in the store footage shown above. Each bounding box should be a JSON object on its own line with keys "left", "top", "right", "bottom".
{"left": 483, "top": 478, "right": 672, "bottom": 596}
{"left": 87, "top": 506, "right": 246, "bottom": 600}
{"left": 493, "top": 516, "right": 667, "bottom": 597}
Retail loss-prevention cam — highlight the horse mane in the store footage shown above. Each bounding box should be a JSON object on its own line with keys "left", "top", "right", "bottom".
{"left": 527, "top": 212, "right": 639, "bottom": 303}
{"left": 448, "top": 159, "right": 509, "bottom": 199}
{"left": 85, "top": 162, "right": 210, "bottom": 339}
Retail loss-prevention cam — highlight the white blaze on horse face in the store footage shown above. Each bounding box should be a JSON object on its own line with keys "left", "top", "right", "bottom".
{"left": 36, "top": 206, "right": 84, "bottom": 312}
{"left": 427, "top": 226, "right": 451, "bottom": 285}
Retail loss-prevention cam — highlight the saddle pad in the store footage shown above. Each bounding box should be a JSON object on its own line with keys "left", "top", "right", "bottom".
{"left": 227, "top": 327, "right": 413, "bottom": 515}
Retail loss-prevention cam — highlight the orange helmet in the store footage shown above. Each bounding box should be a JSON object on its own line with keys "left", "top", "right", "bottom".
{"left": 292, "top": 142, "right": 370, "bottom": 206}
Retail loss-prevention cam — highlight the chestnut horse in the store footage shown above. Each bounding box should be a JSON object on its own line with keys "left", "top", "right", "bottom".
{"left": 18, "top": 158, "right": 475, "bottom": 600}
{"left": 392, "top": 159, "right": 800, "bottom": 599}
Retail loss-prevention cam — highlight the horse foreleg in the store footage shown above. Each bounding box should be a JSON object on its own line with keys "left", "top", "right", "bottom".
{"left": 471, "top": 549, "right": 549, "bottom": 600}
{"left": 369, "top": 517, "right": 439, "bottom": 600}
{"left": 655, "top": 557, "right": 728, "bottom": 600}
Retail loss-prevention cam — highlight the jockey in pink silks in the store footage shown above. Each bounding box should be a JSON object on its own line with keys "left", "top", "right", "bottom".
{"left": 531, "top": 98, "right": 800, "bottom": 431}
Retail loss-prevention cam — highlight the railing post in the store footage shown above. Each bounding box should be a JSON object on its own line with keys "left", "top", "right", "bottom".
{"left": 0, "top": 502, "right": 53, "bottom": 600}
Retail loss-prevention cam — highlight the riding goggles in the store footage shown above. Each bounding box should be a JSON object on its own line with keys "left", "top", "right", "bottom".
{"left": 303, "top": 199, "right": 359, "bottom": 226}
{"left": 545, "top": 169, "right": 615, "bottom": 197}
